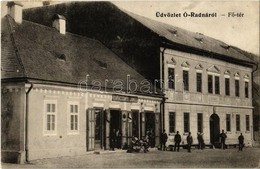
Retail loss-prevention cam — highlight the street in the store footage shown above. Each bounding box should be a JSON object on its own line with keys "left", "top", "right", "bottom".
{"left": 2, "top": 147, "right": 260, "bottom": 168}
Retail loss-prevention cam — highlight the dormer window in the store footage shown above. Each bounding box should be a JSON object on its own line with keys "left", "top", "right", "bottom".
{"left": 220, "top": 44, "right": 230, "bottom": 50}
{"left": 168, "top": 29, "right": 177, "bottom": 36}
{"left": 195, "top": 32, "right": 204, "bottom": 43}
{"left": 93, "top": 58, "right": 107, "bottom": 69}
{"left": 58, "top": 54, "right": 66, "bottom": 61}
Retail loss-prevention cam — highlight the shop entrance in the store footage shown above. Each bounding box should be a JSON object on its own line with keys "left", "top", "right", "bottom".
{"left": 110, "top": 110, "right": 122, "bottom": 148}
{"left": 210, "top": 113, "right": 220, "bottom": 146}
{"left": 110, "top": 110, "right": 121, "bottom": 131}
{"left": 145, "top": 112, "right": 155, "bottom": 147}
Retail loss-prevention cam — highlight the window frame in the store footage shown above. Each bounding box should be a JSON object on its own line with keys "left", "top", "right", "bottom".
{"left": 168, "top": 67, "right": 175, "bottom": 90}
{"left": 245, "top": 81, "right": 249, "bottom": 98}
{"left": 246, "top": 115, "right": 250, "bottom": 131}
{"left": 215, "top": 75, "right": 220, "bottom": 95}
{"left": 197, "top": 113, "right": 203, "bottom": 133}
{"left": 208, "top": 74, "right": 213, "bottom": 94}
{"left": 68, "top": 101, "right": 80, "bottom": 134}
{"left": 169, "top": 112, "right": 176, "bottom": 133}
{"left": 196, "top": 72, "right": 202, "bottom": 93}
{"left": 183, "top": 70, "right": 189, "bottom": 91}
{"left": 225, "top": 77, "right": 230, "bottom": 96}
{"left": 184, "top": 112, "right": 190, "bottom": 133}
{"left": 226, "top": 114, "right": 231, "bottom": 132}
{"left": 235, "top": 79, "right": 240, "bottom": 97}
{"left": 44, "top": 100, "right": 57, "bottom": 136}
{"left": 236, "top": 114, "right": 240, "bottom": 131}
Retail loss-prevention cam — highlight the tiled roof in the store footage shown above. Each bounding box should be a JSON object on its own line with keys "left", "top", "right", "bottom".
{"left": 123, "top": 10, "right": 255, "bottom": 64}
{"left": 23, "top": 2, "right": 256, "bottom": 65}
{"left": 1, "top": 16, "right": 159, "bottom": 95}
{"left": 1, "top": 17, "right": 25, "bottom": 79}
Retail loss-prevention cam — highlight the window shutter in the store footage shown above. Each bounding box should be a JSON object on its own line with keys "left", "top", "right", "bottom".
{"left": 87, "top": 108, "right": 95, "bottom": 151}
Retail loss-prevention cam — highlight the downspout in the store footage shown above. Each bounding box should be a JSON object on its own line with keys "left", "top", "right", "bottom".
{"left": 160, "top": 47, "right": 166, "bottom": 131}
{"left": 251, "top": 62, "right": 258, "bottom": 146}
{"left": 25, "top": 83, "right": 33, "bottom": 162}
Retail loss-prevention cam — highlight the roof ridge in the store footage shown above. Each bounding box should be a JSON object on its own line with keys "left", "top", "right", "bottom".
{"left": 5, "top": 15, "right": 27, "bottom": 77}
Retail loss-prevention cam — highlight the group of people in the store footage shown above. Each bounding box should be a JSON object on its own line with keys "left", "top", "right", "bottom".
{"left": 111, "top": 128, "right": 245, "bottom": 152}
{"left": 160, "top": 129, "right": 245, "bottom": 152}
{"left": 219, "top": 130, "right": 245, "bottom": 151}
{"left": 160, "top": 130, "right": 202, "bottom": 153}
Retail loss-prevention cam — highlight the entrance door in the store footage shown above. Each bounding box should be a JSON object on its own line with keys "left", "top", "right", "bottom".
{"left": 110, "top": 110, "right": 122, "bottom": 148}
{"left": 110, "top": 110, "right": 121, "bottom": 131}
{"left": 145, "top": 112, "right": 155, "bottom": 147}
{"left": 94, "top": 109, "right": 103, "bottom": 149}
{"left": 132, "top": 111, "right": 139, "bottom": 138}
{"left": 210, "top": 113, "right": 220, "bottom": 145}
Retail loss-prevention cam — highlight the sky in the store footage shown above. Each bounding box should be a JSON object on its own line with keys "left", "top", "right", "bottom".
{"left": 1, "top": 0, "right": 259, "bottom": 57}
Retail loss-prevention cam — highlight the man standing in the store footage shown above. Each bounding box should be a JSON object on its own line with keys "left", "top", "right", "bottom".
{"left": 219, "top": 130, "right": 227, "bottom": 150}
{"left": 110, "top": 129, "right": 116, "bottom": 151}
{"left": 187, "top": 132, "right": 193, "bottom": 153}
{"left": 174, "top": 131, "right": 181, "bottom": 152}
{"left": 197, "top": 132, "right": 204, "bottom": 150}
{"left": 115, "top": 129, "right": 122, "bottom": 149}
{"left": 160, "top": 129, "right": 168, "bottom": 151}
{"left": 238, "top": 133, "right": 244, "bottom": 151}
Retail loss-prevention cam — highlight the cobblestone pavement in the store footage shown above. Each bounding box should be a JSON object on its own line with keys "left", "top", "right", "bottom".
{"left": 2, "top": 147, "right": 260, "bottom": 168}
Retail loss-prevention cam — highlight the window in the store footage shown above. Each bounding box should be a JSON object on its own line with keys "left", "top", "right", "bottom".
{"left": 169, "top": 112, "right": 175, "bottom": 133}
{"left": 197, "top": 113, "right": 203, "bottom": 133}
{"left": 246, "top": 115, "right": 250, "bottom": 131}
{"left": 183, "top": 70, "right": 189, "bottom": 91}
{"left": 215, "top": 76, "right": 220, "bottom": 94}
{"left": 245, "top": 82, "right": 249, "bottom": 98}
{"left": 226, "top": 114, "right": 231, "bottom": 132}
{"left": 69, "top": 104, "right": 79, "bottom": 132}
{"left": 184, "top": 112, "right": 190, "bottom": 133}
{"left": 235, "top": 80, "right": 240, "bottom": 97}
{"left": 196, "top": 72, "right": 202, "bottom": 92}
{"left": 208, "top": 75, "right": 213, "bottom": 94}
{"left": 44, "top": 100, "right": 57, "bottom": 135}
{"left": 225, "top": 78, "right": 230, "bottom": 96}
{"left": 168, "top": 68, "right": 175, "bottom": 89}
{"left": 236, "top": 114, "right": 240, "bottom": 131}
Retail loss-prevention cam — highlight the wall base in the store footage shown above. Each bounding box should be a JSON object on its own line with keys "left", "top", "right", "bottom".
{"left": 1, "top": 150, "right": 26, "bottom": 164}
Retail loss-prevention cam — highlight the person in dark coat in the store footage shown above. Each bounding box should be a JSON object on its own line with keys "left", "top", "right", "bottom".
{"left": 110, "top": 129, "right": 116, "bottom": 151}
{"left": 160, "top": 129, "right": 168, "bottom": 151}
{"left": 174, "top": 131, "right": 181, "bottom": 152}
{"left": 197, "top": 132, "right": 204, "bottom": 150}
{"left": 219, "top": 130, "right": 227, "bottom": 150}
{"left": 116, "top": 129, "right": 122, "bottom": 149}
{"left": 186, "top": 132, "right": 193, "bottom": 153}
{"left": 238, "top": 133, "right": 244, "bottom": 151}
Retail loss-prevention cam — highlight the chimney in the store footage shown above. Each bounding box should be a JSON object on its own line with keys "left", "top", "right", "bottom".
{"left": 52, "top": 14, "right": 66, "bottom": 35}
{"left": 7, "top": 1, "right": 23, "bottom": 24}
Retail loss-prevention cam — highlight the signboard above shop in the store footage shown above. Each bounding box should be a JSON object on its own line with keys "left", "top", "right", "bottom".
{"left": 112, "top": 94, "right": 138, "bottom": 103}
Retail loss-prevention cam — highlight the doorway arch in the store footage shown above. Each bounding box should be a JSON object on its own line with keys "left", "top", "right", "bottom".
{"left": 210, "top": 113, "right": 220, "bottom": 145}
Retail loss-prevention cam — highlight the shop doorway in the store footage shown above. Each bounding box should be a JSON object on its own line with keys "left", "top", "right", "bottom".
{"left": 210, "top": 113, "right": 220, "bottom": 146}
{"left": 110, "top": 110, "right": 122, "bottom": 148}
{"left": 145, "top": 112, "right": 155, "bottom": 147}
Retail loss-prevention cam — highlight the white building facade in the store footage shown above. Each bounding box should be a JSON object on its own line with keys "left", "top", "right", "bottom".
{"left": 162, "top": 48, "right": 253, "bottom": 146}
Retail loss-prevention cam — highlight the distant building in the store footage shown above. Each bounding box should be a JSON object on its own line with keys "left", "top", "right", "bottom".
{"left": 1, "top": 2, "right": 162, "bottom": 163}
{"left": 23, "top": 1, "right": 257, "bottom": 148}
